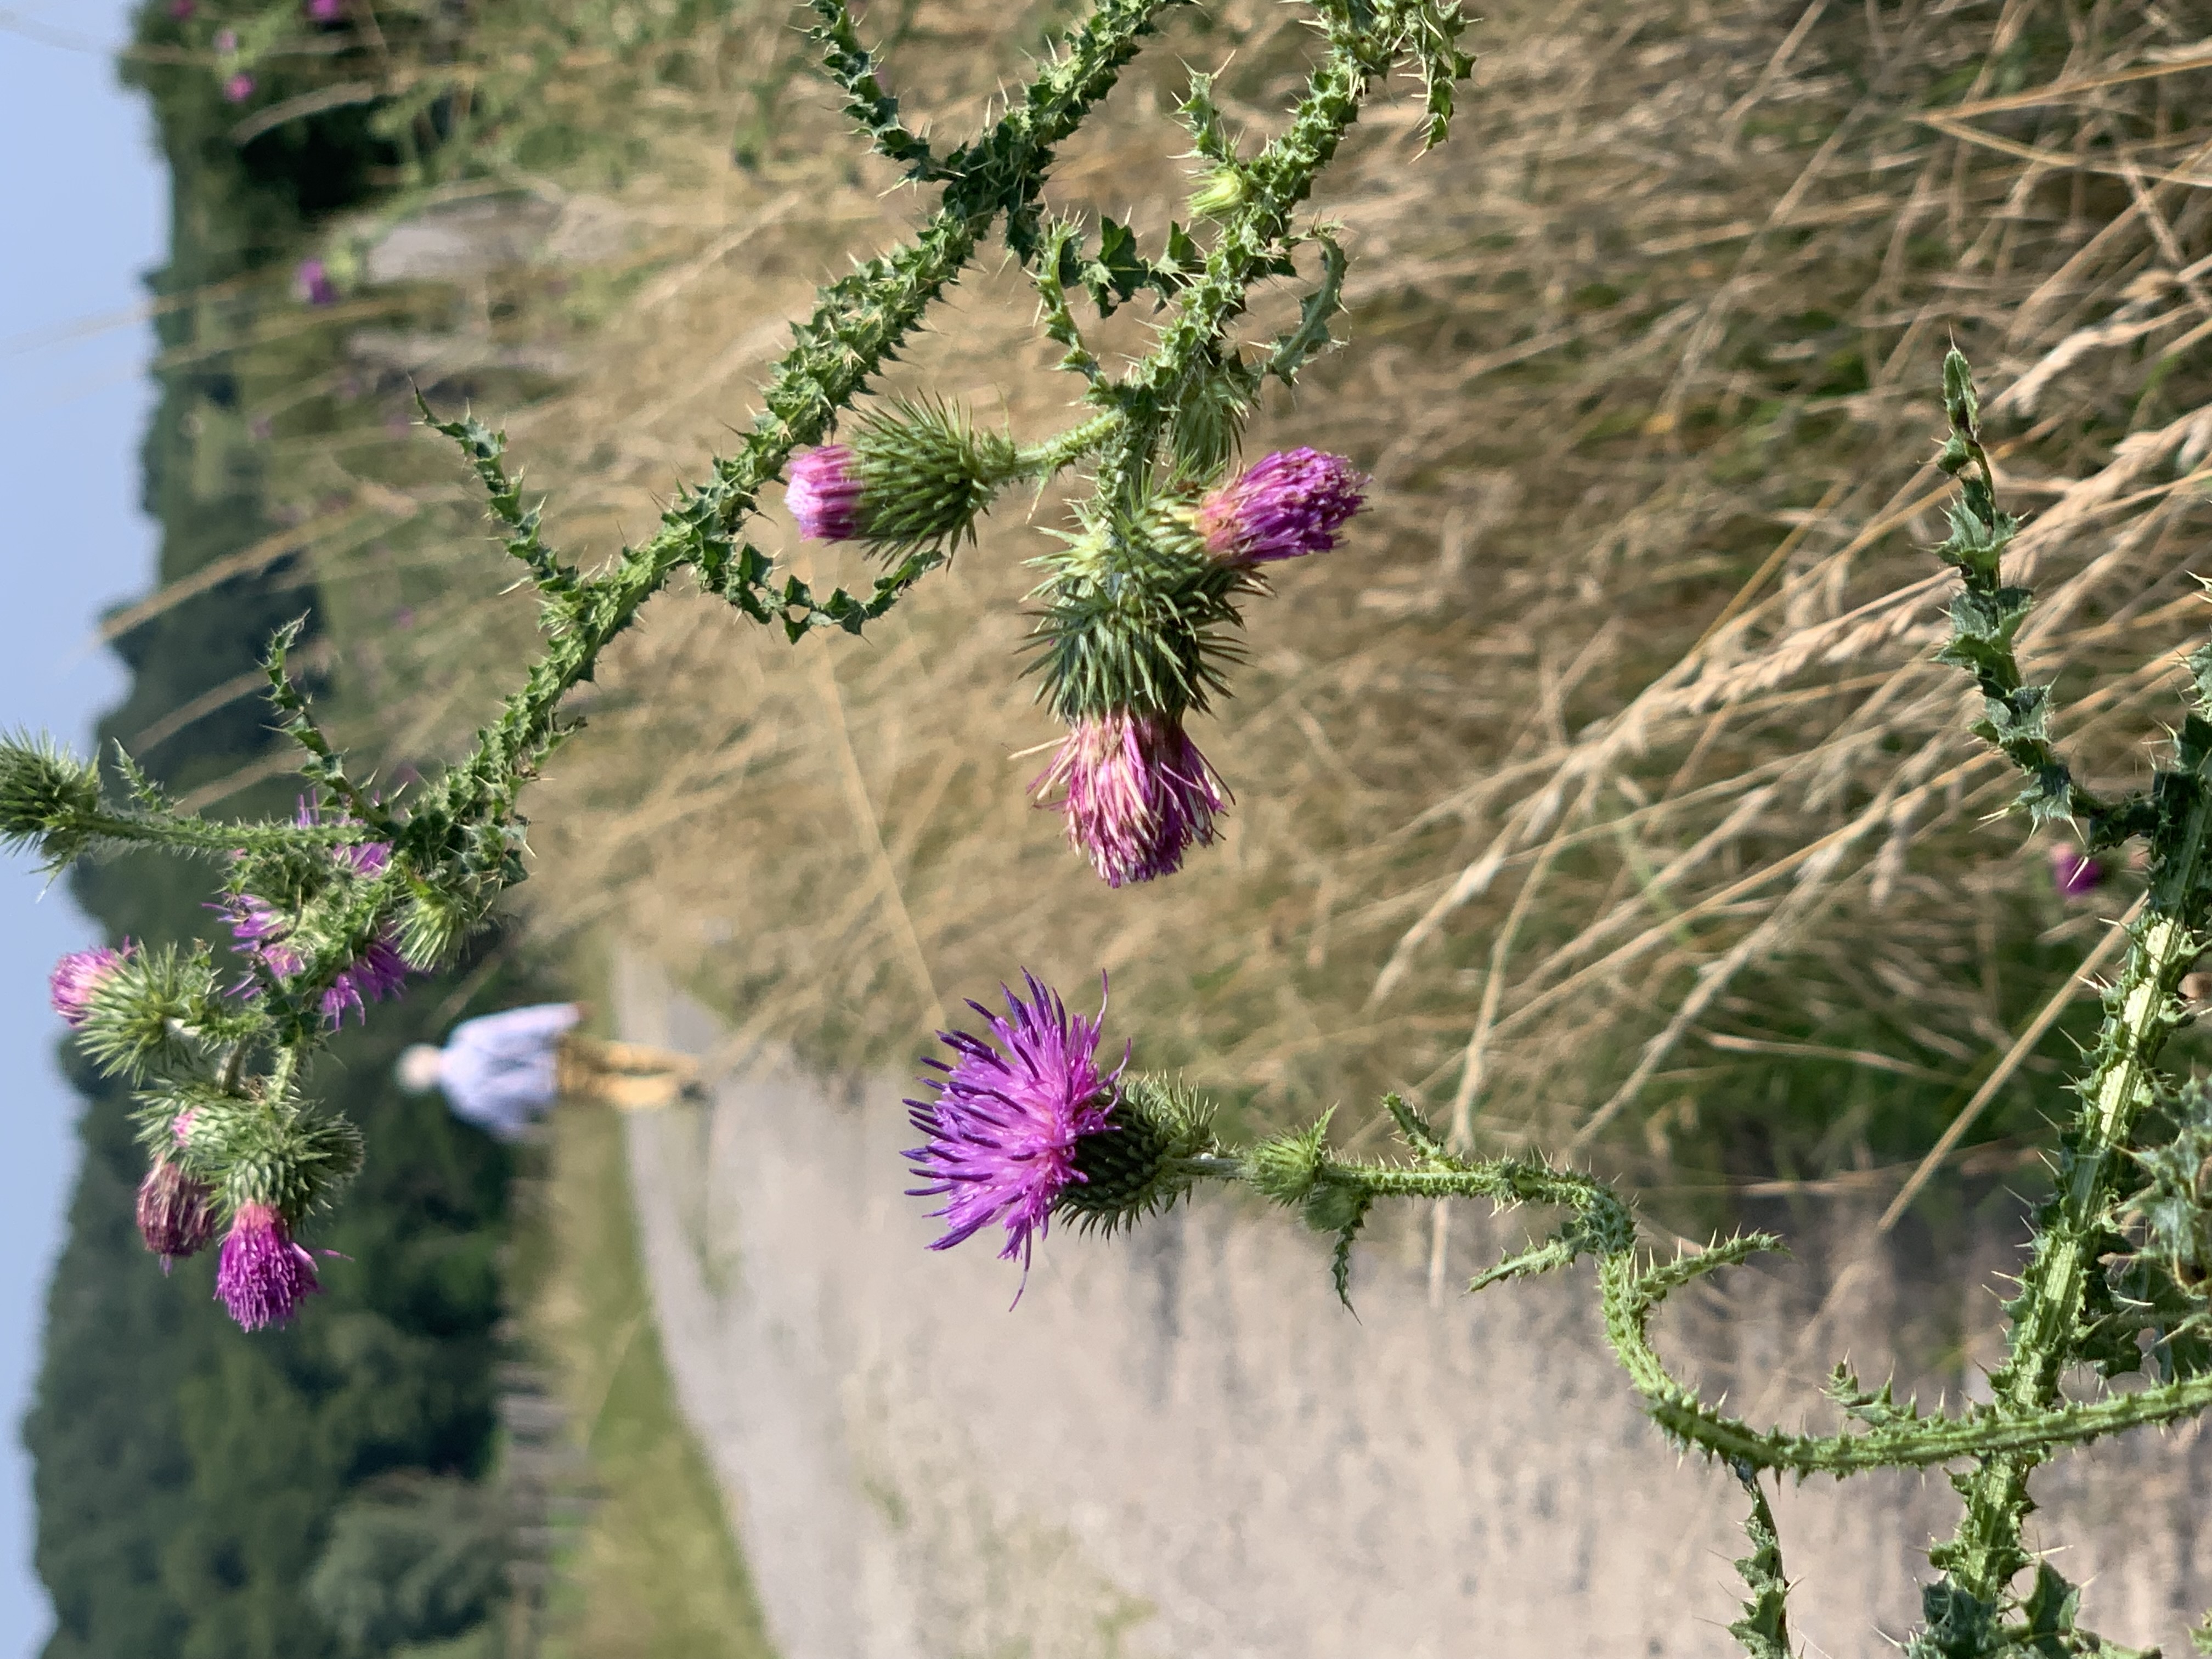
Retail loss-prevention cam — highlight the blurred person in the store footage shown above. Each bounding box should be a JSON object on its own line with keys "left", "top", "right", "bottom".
{"left": 396, "top": 1002, "right": 699, "bottom": 1138}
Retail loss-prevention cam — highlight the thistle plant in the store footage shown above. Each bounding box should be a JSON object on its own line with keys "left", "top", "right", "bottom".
{"left": 908, "top": 355, "right": 2212, "bottom": 1653}
{"left": 9, "top": 0, "right": 1440, "bottom": 1330}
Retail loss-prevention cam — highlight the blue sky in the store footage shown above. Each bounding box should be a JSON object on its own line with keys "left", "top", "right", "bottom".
{"left": 0, "top": 1, "right": 166, "bottom": 1651}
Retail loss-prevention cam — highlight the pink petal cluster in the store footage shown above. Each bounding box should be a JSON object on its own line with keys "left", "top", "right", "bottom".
{"left": 307, "top": 0, "right": 346, "bottom": 18}
{"left": 904, "top": 973, "right": 1122, "bottom": 1277}
{"left": 224, "top": 73, "right": 255, "bottom": 103}
{"left": 1195, "top": 447, "right": 1368, "bottom": 563}
{"left": 137, "top": 1160, "right": 219, "bottom": 1269}
{"left": 1034, "top": 711, "right": 1226, "bottom": 887}
{"left": 2049, "top": 844, "right": 2103, "bottom": 899}
{"left": 49, "top": 945, "right": 128, "bottom": 1028}
{"left": 296, "top": 258, "right": 337, "bottom": 307}
{"left": 215, "top": 1203, "right": 320, "bottom": 1330}
{"left": 786, "top": 444, "right": 867, "bottom": 541}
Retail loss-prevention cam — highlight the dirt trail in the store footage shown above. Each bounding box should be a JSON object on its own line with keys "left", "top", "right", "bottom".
{"left": 614, "top": 957, "right": 2212, "bottom": 1659}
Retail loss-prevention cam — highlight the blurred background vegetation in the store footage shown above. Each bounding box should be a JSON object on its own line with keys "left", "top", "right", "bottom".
{"left": 33, "top": 0, "right": 2212, "bottom": 1651}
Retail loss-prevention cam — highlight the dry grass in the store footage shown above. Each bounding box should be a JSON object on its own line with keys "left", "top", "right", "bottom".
{"left": 248, "top": 0, "right": 2212, "bottom": 1204}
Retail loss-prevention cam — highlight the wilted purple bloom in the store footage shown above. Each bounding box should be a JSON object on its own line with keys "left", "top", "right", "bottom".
{"left": 1195, "top": 447, "right": 1368, "bottom": 564}
{"left": 2049, "top": 844, "right": 2103, "bottom": 899}
{"left": 786, "top": 444, "right": 867, "bottom": 541}
{"left": 49, "top": 944, "right": 127, "bottom": 1028}
{"left": 1033, "top": 710, "right": 1227, "bottom": 887}
{"left": 224, "top": 72, "right": 255, "bottom": 103}
{"left": 296, "top": 258, "right": 337, "bottom": 307}
{"left": 216, "top": 1203, "right": 320, "bottom": 1329}
{"left": 137, "top": 1159, "right": 219, "bottom": 1270}
{"left": 905, "top": 972, "right": 1122, "bottom": 1278}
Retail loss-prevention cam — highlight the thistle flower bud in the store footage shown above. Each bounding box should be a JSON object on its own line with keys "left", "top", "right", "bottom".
{"left": 136, "top": 1159, "right": 218, "bottom": 1269}
{"left": 1187, "top": 165, "right": 1247, "bottom": 219}
{"left": 787, "top": 445, "right": 866, "bottom": 541}
{"left": 2049, "top": 844, "right": 2103, "bottom": 899}
{"left": 49, "top": 945, "right": 128, "bottom": 1029}
{"left": 0, "top": 734, "right": 103, "bottom": 870}
{"left": 1055, "top": 1074, "right": 1216, "bottom": 1237}
{"left": 785, "top": 400, "right": 1017, "bottom": 556}
{"left": 224, "top": 73, "right": 255, "bottom": 103}
{"left": 215, "top": 1203, "right": 320, "bottom": 1330}
{"left": 1194, "top": 448, "right": 1367, "bottom": 565}
{"left": 904, "top": 972, "right": 1122, "bottom": 1281}
{"left": 1032, "top": 710, "right": 1226, "bottom": 887}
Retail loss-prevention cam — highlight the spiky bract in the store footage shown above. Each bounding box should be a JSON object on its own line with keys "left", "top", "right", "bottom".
{"left": 1025, "top": 496, "right": 1251, "bottom": 724}
{"left": 788, "top": 402, "right": 1015, "bottom": 556}
{"left": 905, "top": 971, "right": 1122, "bottom": 1274}
{"left": 1056, "top": 1073, "right": 1217, "bottom": 1235}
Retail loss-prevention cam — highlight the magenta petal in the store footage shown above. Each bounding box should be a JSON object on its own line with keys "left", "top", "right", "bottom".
{"left": 216, "top": 1204, "right": 321, "bottom": 1330}
{"left": 786, "top": 445, "right": 868, "bottom": 541}
{"left": 50, "top": 945, "right": 127, "bottom": 1028}
{"left": 1195, "top": 447, "right": 1367, "bottom": 563}
{"left": 903, "top": 972, "right": 1121, "bottom": 1278}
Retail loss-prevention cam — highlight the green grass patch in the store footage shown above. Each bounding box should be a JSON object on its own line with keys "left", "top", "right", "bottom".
{"left": 519, "top": 1102, "right": 776, "bottom": 1659}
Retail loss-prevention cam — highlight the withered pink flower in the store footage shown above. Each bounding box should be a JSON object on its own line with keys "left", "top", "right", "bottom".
{"left": 1034, "top": 711, "right": 1226, "bottom": 887}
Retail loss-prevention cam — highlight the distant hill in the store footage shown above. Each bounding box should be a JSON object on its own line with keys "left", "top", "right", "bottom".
{"left": 28, "top": 8, "right": 532, "bottom": 1656}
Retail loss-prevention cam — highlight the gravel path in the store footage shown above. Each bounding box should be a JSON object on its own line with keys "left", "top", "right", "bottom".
{"left": 614, "top": 955, "right": 2212, "bottom": 1659}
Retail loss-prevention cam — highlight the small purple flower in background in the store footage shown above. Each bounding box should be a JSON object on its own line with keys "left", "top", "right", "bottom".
{"left": 306, "top": 0, "right": 346, "bottom": 19}
{"left": 215, "top": 1203, "right": 320, "bottom": 1329}
{"left": 296, "top": 258, "right": 337, "bottom": 307}
{"left": 169, "top": 0, "right": 195, "bottom": 17}
{"left": 786, "top": 444, "right": 867, "bottom": 541}
{"left": 2049, "top": 844, "right": 2103, "bottom": 899}
{"left": 136, "top": 1160, "right": 219, "bottom": 1271}
{"left": 213, "top": 26, "right": 236, "bottom": 50}
{"left": 393, "top": 605, "right": 416, "bottom": 630}
{"left": 1034, "top": 710, "right": 1227, "bottom": 887}
{"left": 224, "top": 72, "right": 255, "bottom": 103}
{"left": 905, "top": 972, "right": 1122, "bottom": 1278}
{"left": 49, "top": 945, "right": 127, "bottom": 1028}
{"left": 1195, "top": 447, "right": 1368, "bottom": 564}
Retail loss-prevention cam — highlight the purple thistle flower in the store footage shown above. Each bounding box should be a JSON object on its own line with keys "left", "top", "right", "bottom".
{"left": 306, "top": 0, "right": 345, "bottom": 19}
{"left": 213, "top": 26, "right": 236, "bottom": 50}
{"left": 1195, "top": 447, "right": 1368, "bottom": 564}
{"left": 136, "top": 1159, "right": 219, "bottom": 1271}
{"left": 49, "top": 944, "right": 128, "bottom": 1028}
{"left": 2049, "top": 844, "right": 2104, "bottom": 899}
{"left": 1033, "top": 711, "right": 1227, "bottom": 887}
{"left": 226, "top": 806, "right": 411, "bottom": 1024}
{"left": 224, "top": 72, "right": 255, "bottom": 103}
{"left": 786, "top": 445, "right": 867, "bottom": 542}
{"left": 216, "top": 1203, "right": 321, "bottom": 1330}
{"left": 905, "top": 972, "right": 1123, "bottom": 1280}
{"left": 296, "top": 258, "right": 337, "bottom": 307}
